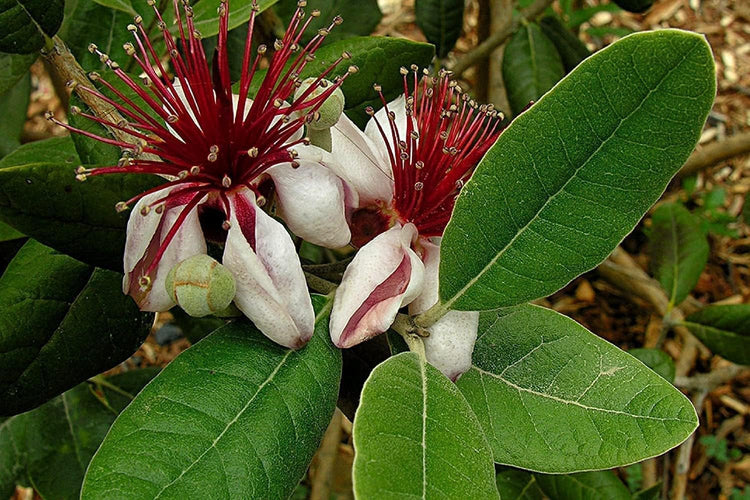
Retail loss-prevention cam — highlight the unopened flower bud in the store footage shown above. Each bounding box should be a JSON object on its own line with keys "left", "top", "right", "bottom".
{"left": 294, "top": 77, "right": 344, "bottom": 130}
{"left": 165, "top": 254, "right": 236, "bottom": 317}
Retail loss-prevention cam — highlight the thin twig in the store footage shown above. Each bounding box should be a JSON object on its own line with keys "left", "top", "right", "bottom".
{"left": 677, "top": 132, "right": 750, "bottom": 178}
{"left": 672, "top": 389, "right": 709, "bottom": 500}
{"left": 451, "top": 0, "right": 554, "bottom": 77}
{"left": 674, "top": 365, "right": 748, "bottom": 391}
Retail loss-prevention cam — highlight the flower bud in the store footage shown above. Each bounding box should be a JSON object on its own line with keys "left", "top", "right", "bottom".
{"left": 295, "top": 77, "right": 345, "bottom": 130}
{"left": 165, "top": 254, "right": 236, "bottom": 317}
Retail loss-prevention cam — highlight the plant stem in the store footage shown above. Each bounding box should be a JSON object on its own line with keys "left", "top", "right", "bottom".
{"left": 451, "top": 0, "right": 554, "bottom": 78}
{"left": 413, "top": 301, "right": 449, "bottom": 329}
{"left": 391, "top": 314, "right": 427, "bottom": 360}
{"left": 304, "top": 272, "right": 338, "bottom": 295}
{"left": 673, "top": 364, "right": 747, "bottom": 391}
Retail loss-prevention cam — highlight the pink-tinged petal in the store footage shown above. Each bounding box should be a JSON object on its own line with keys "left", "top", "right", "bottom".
{"left": 329, "top": 112, "right": 393, "bottom": 206}
{"left": 123, "top": 186, "right": 207, "bottom": 312}
{"left": 330, "top": 223, "right": 424, "bottom": 348}
{"left": 364, "top": 94, "right": 411, "bottom": 151}
{"left": 409, "top": 239, "right": 478, "bottom": 381}
{"left": 223, "top": 187, "right": 314, "bottom": 349}
{"left": 268, "top": 145, "right": 352, "bottom": 248}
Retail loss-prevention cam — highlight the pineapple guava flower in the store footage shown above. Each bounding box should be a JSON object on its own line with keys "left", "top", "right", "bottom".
{"left": 327, "top": 68, "right": 502, "bottom": 379}
{"left": 48, "top": 0, "right": 358, "bottom": 349}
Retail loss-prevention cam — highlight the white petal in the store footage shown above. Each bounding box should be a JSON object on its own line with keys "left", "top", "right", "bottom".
{"left": 330, "top": 223, "right": 423, "bottom": 348}
{"left": 223, "top": 188, "right": 314, "bottom": 349}
{"left": 123, "top": 187, "right": 207, "bottom": 312}
{"left": 268, "top": 145, "right": 351, "bottom": 248}
{"left": 364, "top": 94, "right": 411, "bottom": 152}
{"left": 329, "top": 113, "right": 393, "bottom": 206}
{"left": 408, "top": 239, "right": 477, "bottom": 381}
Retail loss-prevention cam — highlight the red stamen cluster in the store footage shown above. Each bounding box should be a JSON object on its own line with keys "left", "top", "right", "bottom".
{"left": 367, "top": 67, "right": 502, "bottom": 237}
{"left": 47, "top": 0, "right": 356, "bottom": 281}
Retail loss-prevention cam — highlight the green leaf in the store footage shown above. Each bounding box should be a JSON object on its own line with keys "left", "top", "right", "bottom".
{"left": 0, "top": 51, "right": 36, "bottom": 95}
{"left": 629, "top": 348, "right": 676, "bottom": 382}
{"left": 632, "top": 483, "right": 663, "bottom": 500}
{"left": 439, "top": 30, "right": 716, "bottom": 312}
{"left": 649, "top": 202, "right": 709, "bottom": 307}
{"left": 0, "top": 150, "right": 161, "bottom": 270}
{"left": 415, "top": 0, "right": 464, "bottom": 58}
{"left": 495, "top": 469, "right": 544, "bottom": 500}
{"left": 189, "top": 0, "right": 278, "bottom": 38}
{"left": 567, "top": 4, "right": 621, "bottom": 29}
{"left": 611, "top": 0, "right": 653, "bottom": 14}
{"left": 539, "top": 16, "right": 590, "bottom": 72}
{"left": 352, "top": 352, "right": 499, "bottom": 499}
{"left": 0, "top": 135, "right": 79, "bottom": 167}
{"left": 275, "top": 0, "right": 382, "bottom": 46}
{"left": 0, "top": 71, "right": 29, "bottom": 158}
{"left": 92, "top": 0, "right": 136, "bottom": 15}
{"left": 0, "top": 221, "right": 22, "bottom": 242}
{"left": 244, "top": 36, "right": 435, "bottom": 128}
{"left": 0, "top": 369, "right": 158, "bottom": 499}
{"left": 0, "top": 240, "right": 152, "bottom": 415}
{"left": 535, "top": 470, "right": 631, "bottom": 500}
{"left": 503, "top": 23, "right": 565, "bottom": 116}
{"left": 457, "top": 304, "right": 698, "bottom": 473}
{"left": 683, "top": 304, "right": 750, "bottom": 365}
{"left": 0, "top": 0, "right": 64, "bottom": 53}
{"left": 81, "top": 295, "right": 341, "bottom": 500}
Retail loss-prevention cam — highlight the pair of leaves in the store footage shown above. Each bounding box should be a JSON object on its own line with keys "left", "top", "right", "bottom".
{"left": 0, "top": 369, "right": 158, "bottom": 499}
{"left": 415, "top": 0, "right": 464, "bottom": 58}
{"left": 648, "top": 202, "right": 709, "bottom": 308}
{"left": 81, "top": 296, "right": 342, "bottom": 499}
{"left": 0, "top": 0, "right": 64, "bottom": 53}
{"left": 439, "top": 30, "right": 716, "bottom": 312}
{"left": 0, "top": 137, "right": 161, "bottom": 271}
{"left": 0, "top": 239, "right": 152, "bottom": 415}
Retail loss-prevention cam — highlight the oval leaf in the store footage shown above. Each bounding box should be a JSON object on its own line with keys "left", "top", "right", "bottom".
{"left": 649, "top": 202, "right": 708, "bottom": 307}
{"left": 439, "top": 30, "right": 716, "bottom": 312}
{"left": 0, "top": 144, "right": 161, "bottom": 270}
{"left": 353, "top": 352, "right": 498, "bottom": 499}
{"left": 534, "top": 470, "right": 631, "bottom": 500}
{"left": 629, "top": 347, "right": 676, "bottom": 382}
{"left": 539, "top": 16, "right": 590, "bottom": 72}
{"left": 495, "top": 469, "right": 544, "bottom": 500}
{"left": 0, "top": 240, "right": 152, "bottom": 415}
{"left": 0, "top": 51, "right": 36, "bottom": 95}
{"left": 0, "top": 369, "right": 158, "bottom": 499}
{"left": 0, "top": 71, "right": 29, "bottom": 157}
{"left": 503, "top": 23, "right": 565, "bottom": 116}
{"left": 81, "top": 295, "right": 342, "bottom": 500}
{"left": 457, "top": 304, "right": 698, "bottom": 473}
{"left": 683, "top": 304, "right": 750, "bottom": 365}
{"left": 415, "top": 0, "right": 464, "bottom": 58}
{"left": 0, "top": 0, "right": 64, "bottom": 54}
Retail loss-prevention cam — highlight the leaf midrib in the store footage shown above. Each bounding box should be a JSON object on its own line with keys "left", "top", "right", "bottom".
{"left": 442, "top": 37, "right": 701, "bottom": 311}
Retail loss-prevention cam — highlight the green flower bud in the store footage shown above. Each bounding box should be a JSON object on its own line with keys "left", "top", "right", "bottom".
{"left": 165, "top": 254, "right": 236, "bottom": 317}
{"left": 295, "top": 77, "right": 345, "bottom": 130}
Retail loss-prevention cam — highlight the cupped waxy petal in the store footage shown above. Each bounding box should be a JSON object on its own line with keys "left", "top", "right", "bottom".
{"left": 410, "top": 239, "right": 478, "bottom": 381}
{"left": 329, "top": 112, "right": 394, "bottom": 206}
{"left": 123, "top": 186, "right": 207, "bottom": 312}
{"left": 223, "top": 187, "right": 315, "bottom": 349}
{"left": 268, "top": 145, "right": 352, "bottom": 248}
{"left": 330, "top": 223, "right": 424, "bottom": 348}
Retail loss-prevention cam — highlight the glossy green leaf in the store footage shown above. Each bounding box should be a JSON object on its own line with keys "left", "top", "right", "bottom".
{"left": 440, "top": 30, "right": 716, "bottom": 312}
{"left": 189, "top": 0, "right": 278, "bottom": 38}
{"left": 415, "top": 0, "right": 464, "bottom": 58}
{"left": 457, "top": 304, "right": 698, "bottom": 473}
{"left": 0, "top": 369, "right": 158, "bottom": 499}
{"left": 535, "top": 470, "right": 631, "bottom": 500}
{"left": 0, "top": 52, "right": 36, "bottom": 95}
{"left": 245, "top": 36, "right": 435, "bottom": 128}
{"left": 0, "top": 240, "right": 152, "bottom": 415}
{"left": 0, "top": 0, "right": 64, "bottom": 53}
{"left": 503, "top": 23, "right": 565, "bottom": 116}
{"left": 629, "top": 348, "right": 675, "bottom": 382}
{"left": 495, "top": 469, "right": 544, "bottom": 500}
{"left": 683, "top": 304, "right": 750, "bottom": 365}
{"left": 352, "top": 352, "right": 498, "bottom": 499}
{"left": 81, "top": 295, "right": 341, "bottom": 500}
{"left": 275, "top": 0, "right": 382, "bottom": 46}
{"left": 0, "top": 143, "right": 161, "bottom": 270}
{"left": 0, "top": 71, "right": 29, "bottom": 158}
{"left": 92, "top": 0, "right": 136, "bottom": 15}
{"left": 539, "top": 16, "right": 590, "bottom": 72}
{"left": 649, "top": 202, "right": 708, "bottom": 307}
